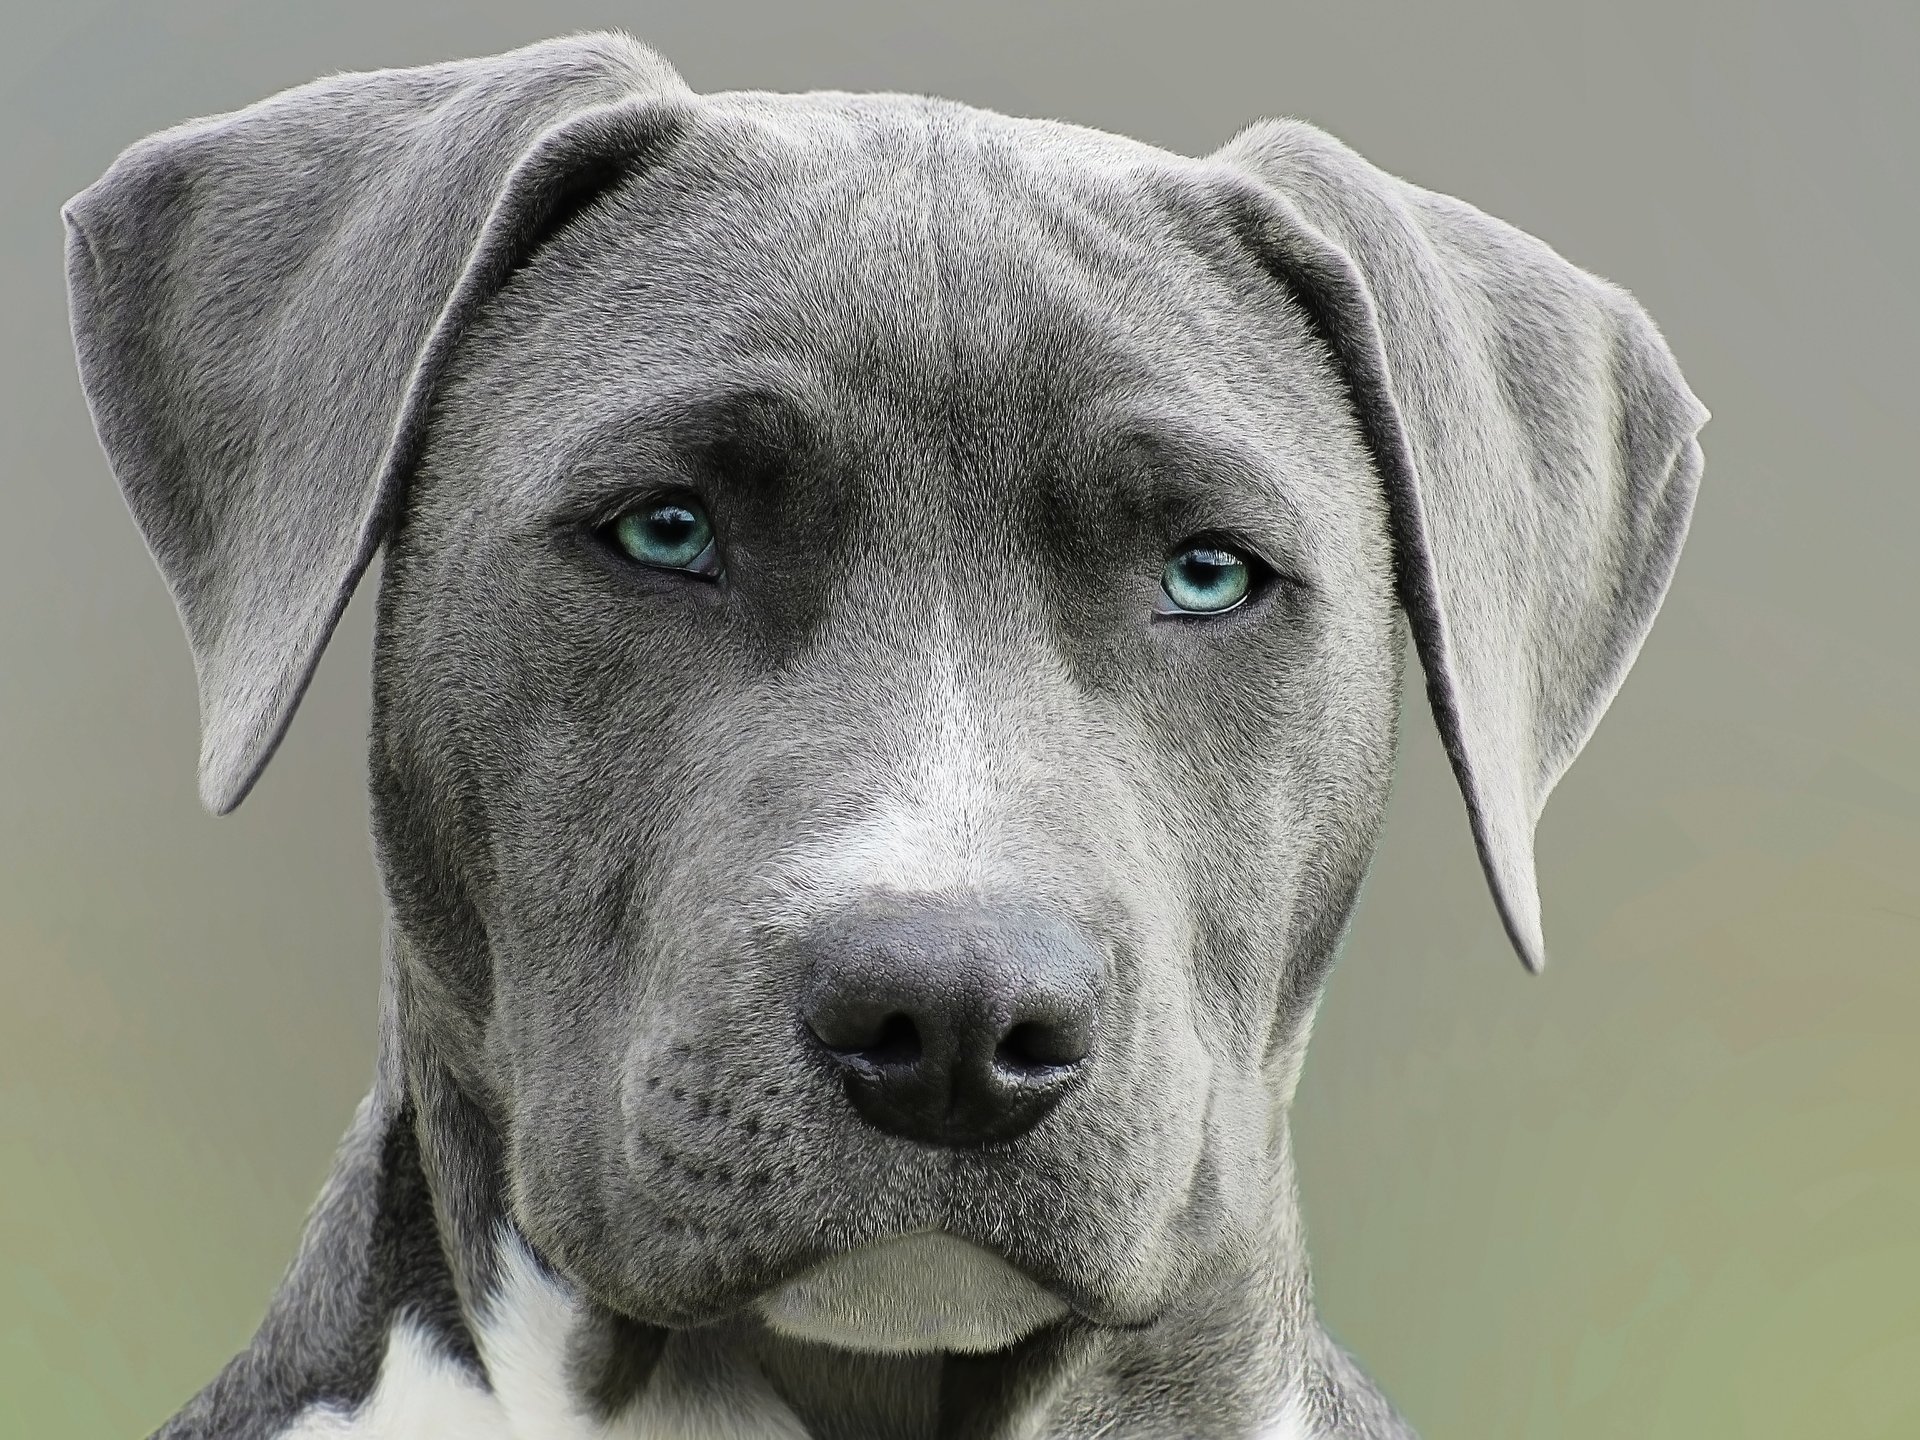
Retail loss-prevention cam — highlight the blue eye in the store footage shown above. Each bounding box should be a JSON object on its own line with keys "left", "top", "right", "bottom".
{"left": 1159, "top": 543, "right": 1255, "bottom": 616}
{"left": 609, "top": 499, "right": 718, "bottom": 575}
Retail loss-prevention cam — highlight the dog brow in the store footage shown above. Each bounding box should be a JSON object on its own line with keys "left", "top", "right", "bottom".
{"left": 1090, "top": 406, "right": 1320, "bottom": 574}
{"left": 546, "top": 369, "right": 835, "bottom": 501}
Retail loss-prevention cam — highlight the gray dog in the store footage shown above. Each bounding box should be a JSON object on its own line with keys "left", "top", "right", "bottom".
{"left": 64, "top": 29, "right": 1707, "bottom": 1440}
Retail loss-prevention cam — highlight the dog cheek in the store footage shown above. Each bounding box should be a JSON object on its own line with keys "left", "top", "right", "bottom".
{"left": 500, "top": 1063, "right": 632, "bottom": 1295}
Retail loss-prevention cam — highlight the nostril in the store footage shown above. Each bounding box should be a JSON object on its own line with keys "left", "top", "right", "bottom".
{"left": 994, "top": 1020, "right": 1087, "bottom": 1074}
{"left": 861, "top": 1012, "right": 921, "bottom": 1066}
{"left": 807, "top": 1004, "right": 925, "bottom": 1068}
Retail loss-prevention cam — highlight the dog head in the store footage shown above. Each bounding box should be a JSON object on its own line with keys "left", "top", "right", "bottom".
{"left": 65, "top": 33, "right": 1705, "bottom": 1351}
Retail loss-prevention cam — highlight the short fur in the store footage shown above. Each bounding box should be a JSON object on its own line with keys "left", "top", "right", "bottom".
{"left": 62, "top": 31, "right": 1707, "bottom": 1440}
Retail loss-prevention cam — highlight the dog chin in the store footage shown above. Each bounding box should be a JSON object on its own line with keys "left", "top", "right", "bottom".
{"left": 753, "top": 1230, "right": 1072, "bottom": 1354}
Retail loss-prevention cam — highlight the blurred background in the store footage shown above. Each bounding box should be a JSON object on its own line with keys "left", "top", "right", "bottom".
{"left": 4, "top": 1, "right": 1915, "bottom": 1435}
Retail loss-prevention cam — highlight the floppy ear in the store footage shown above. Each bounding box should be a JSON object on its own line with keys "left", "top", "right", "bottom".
{"left": 1200, "top": 119, "right": 1709, "bottom": 972}
{"left": 63, "top": 32, "right": 698, "bottom": 815}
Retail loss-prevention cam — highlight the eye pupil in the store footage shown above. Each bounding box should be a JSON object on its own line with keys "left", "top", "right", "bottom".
{"left": 1181, "top": 552, "right": 1228, "bottom": 584}
{"left": 1162, "top": 544, "right": 1253, "bottom": 614}
{"left": 648, "top": 508, "right": 694, "bottom": 542}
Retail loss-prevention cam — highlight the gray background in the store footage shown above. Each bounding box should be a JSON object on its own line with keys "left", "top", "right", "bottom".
{"left": 4, "top": 1, "right": 1916, "bottom": 1435}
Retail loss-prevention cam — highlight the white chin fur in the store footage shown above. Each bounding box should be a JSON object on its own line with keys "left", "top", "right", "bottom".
{"left": 755, "top": 1231, "right": 1071, "bottom": 1355}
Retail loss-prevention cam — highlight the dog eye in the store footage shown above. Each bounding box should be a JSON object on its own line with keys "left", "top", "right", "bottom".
{"left": 1157, "top": 542, "right": 1258, "bottom": 616}
{"left": 607, "top": 498, "right": 720, "bottom": 577}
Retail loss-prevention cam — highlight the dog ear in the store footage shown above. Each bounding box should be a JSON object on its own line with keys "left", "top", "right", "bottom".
{"left": 1201, "top": 119, "right": 1708, "bottom": 972}
{"left": 63, "top": 33, "right": 697, "bottom": 815}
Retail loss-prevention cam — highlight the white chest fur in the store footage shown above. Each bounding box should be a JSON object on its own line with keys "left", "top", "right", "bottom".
{"left": 276, "top": 1231, "right": 808, "bottom": 1439}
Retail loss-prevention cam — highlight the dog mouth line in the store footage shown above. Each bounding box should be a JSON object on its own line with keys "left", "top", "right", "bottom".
{"left": 518, "top": 1207, "right": 1173, "bottom": 1350}
{"left": 741, "top": 1229, "right": 1075, "bottom": 1353}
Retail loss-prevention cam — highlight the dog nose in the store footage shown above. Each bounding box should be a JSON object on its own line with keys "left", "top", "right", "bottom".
{"left": 796, "top": 899, "right": 1103, "bottom": 1147}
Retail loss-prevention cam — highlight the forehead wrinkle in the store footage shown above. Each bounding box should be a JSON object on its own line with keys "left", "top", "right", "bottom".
{"left": 532, "top": 364, "right": 841, "bottom": 509}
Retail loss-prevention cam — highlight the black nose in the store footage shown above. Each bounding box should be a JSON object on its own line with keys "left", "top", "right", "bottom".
{"left": 795, "top": 898, "right": 1103, "bottom": 1147}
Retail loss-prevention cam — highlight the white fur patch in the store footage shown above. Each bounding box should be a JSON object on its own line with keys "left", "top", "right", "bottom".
{"left": 274, "top": 1317, "right": 503, "bottom": 1439}
{"left": 477, "top": 1228, "right": 809, "bottom": 1439}
{"left": 274, "top": 1228, "right": 808, "bottom": 1439}
{"left": 1257, "top": 1386, "right": 1316, "bottom": 1440}
{"left": 757, "top": 645, "right": 1013, "bottom": 930}
{"left": 470, "top": 1227, "right": 603, "bottom": 1436}
{"left": 755, "top": 1230, "right": 1071, "bottom": 1355}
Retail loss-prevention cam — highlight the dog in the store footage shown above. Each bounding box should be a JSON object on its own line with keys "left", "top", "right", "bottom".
{"left": 63, "top": 29, "right": 1707, "bottom": 1440}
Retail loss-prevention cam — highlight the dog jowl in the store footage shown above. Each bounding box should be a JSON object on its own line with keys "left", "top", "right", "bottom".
{"left": 64, "top": 31, "right": 1706, "bottom": 1440}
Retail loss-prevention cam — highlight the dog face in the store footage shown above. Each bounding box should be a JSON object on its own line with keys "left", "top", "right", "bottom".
{"left": 369, "top": 98, "right": 1402, "bottom": 1338}
{"left": 63, "top": 35, "right": 1705, "bottom": 1358}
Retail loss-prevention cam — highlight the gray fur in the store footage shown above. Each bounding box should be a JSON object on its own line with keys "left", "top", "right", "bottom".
{"left": 62, "top": 29, "right": 1706, "bottom": 1440}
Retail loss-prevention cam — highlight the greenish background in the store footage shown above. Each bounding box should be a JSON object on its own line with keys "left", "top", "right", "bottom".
{"left": 4, "top": 0, "right": 1915, "bottom": 1435}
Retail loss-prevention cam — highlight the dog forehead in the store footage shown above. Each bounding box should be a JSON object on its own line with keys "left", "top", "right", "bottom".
{"left": 429, "top": 87, "right": 1377, "bottom": 554}
{"left": 473, "top": 85, "right": 1265, "bottom": 382}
